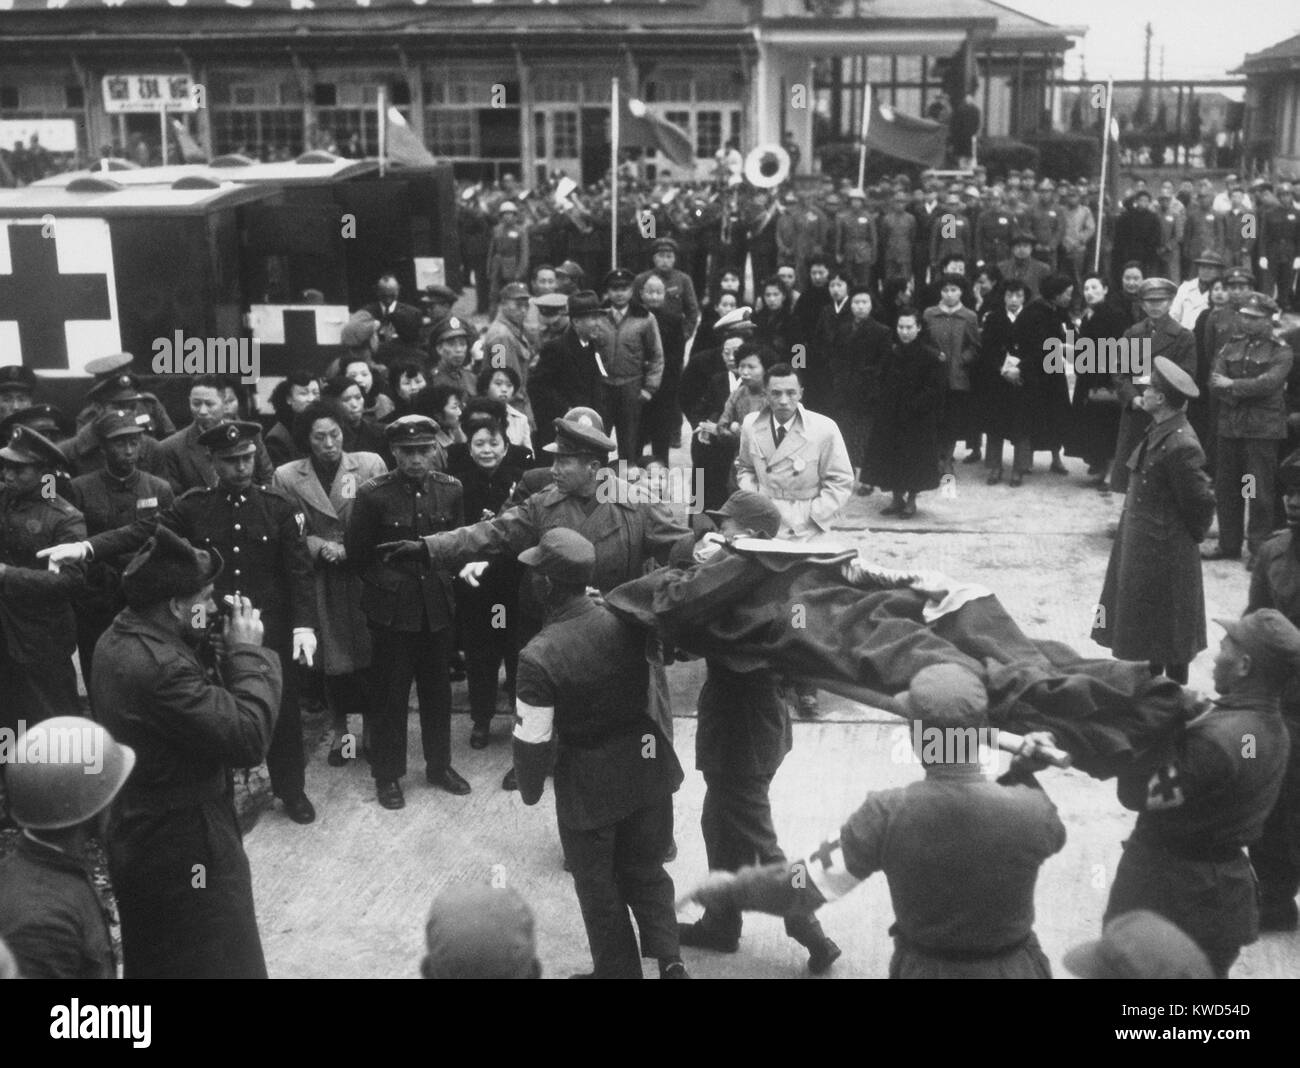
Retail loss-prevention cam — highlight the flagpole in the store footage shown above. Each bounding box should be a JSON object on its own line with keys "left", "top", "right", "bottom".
{"left": 611, "top": 76, "right": 620, "bottom": 271}
{"left": 160, "top": 105, "right": 168, "bottom": 167}
{"left": 1094, "top": 78, "right": 1114, "bottom": 273}
{"left": 856, "top": 84, "right": 871, "bottom": 191}
{"left": 378, "top": 86, "right": 387, "bottom": 177}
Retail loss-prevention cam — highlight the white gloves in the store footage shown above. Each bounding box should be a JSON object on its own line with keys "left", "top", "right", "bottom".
{"left": 459, "top": 561, "right": 490, "bottom": 587}
{"left": 37, "top": 541, "right": 92, "bottom": 569}
{"left": 292, "top": 628, "right": 317, "bottom": 666}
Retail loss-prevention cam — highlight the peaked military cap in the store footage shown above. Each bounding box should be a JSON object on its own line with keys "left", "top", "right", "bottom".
{"left": 198, "top": 420, "right": 261, "bottom": 457}
{"left": 0, "top": 424, "right": 66, "bottom": 469}
{"left": 385, "top": 414, "right": 440, "bottom": 447}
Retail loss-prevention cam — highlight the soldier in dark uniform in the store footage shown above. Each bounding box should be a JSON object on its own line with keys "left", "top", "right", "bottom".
{"left": 670, "top": 492, "right": 842, "bottom": 974}
{"left": 1261, "top": 182, "right": 1300, "bottom": 313}
{"left": 0, "top": 365, "right": 37, "bottom": 426}
{"left": 1103, "top": 609, "right": 1297, "bottom": 976}
{"left": 1244, "top": 449, "right": 1300, "bottom": 930}
{"left": 345, "top": 415, "right": 468, "bottom": 810}
{"left": 632, "top": 237, "right": 702, "bottom": 341}
{"left": 58, "top": 374, "right": 165, "bottom": 479}
{"left": 683, "top": 664, "right": 1066, "bottom": 979}
{"left": 1203, "top": 292, "right": 1294, "bottom": 567}
{"left": 512, "top": 528, "right": 687, "bottom": 979}
{"left": 93, "top": 530, "right": 282, "bottom": 978}
{"left": 0, "top": 425, "right": 85, "bottom": 735}
{"left": 0, "top": 716, "right": 132, "bottom": 979}
{"left": 39, "top": 421, "right": 319, "bottom": 825}
{"left": 73, "top": 351, "right": 176, "bottom": 439}
{"left": 68, "top": 409, "right": 175, "bottom": 688}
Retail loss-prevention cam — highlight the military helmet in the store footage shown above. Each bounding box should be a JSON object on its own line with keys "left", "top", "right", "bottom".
{"left": 5, "top": 717, "right": 136, "bottom": 829}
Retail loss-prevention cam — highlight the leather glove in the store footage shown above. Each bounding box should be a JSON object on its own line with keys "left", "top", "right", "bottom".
{"left": 293, "top": 628, "right": 317, "bottom": 667}
{"left": 377, "top": 540, "right": 425, "bottom": 563}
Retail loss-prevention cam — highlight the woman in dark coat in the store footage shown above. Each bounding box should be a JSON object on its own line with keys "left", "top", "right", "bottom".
{"left": 753, "top": 275, "right": 794, "bottom": 358}
{"left": 1092, "top": 365, "right": 1215, "bottom": 683}
{"left": 443, "top": 399, "right": 532, "bottom": 747}
{"left": 638, "top": 274, "right": 687, "bottom": 465}
{"left": 264, "top": 370, "right": 321, "bottom": 467}
{"left": 1065, "top": 271, "right": 1130, "bottom": 482}
{"left": 862, "top": 306, "right": 946, "bottom": 517}
{"left": 830, "top": 285, "right": 891, "bottom": 491}
{"left": 1015, "top": 273, "right": 1074, "bottom": 474}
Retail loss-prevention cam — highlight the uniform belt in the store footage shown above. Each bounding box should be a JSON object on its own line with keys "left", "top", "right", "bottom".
{"left": 122, "top": 775, "right": 227, "bottom": 812}
{"left": 890, "top": 924, "right": 1031, "bottom": 961}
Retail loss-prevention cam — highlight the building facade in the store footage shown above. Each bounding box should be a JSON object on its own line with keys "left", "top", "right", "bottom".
{"left": 1, "top": 0, "right": 1081, "bottom": 184}
{"left": 1238, "top": 33, "right": 1300, "bottom": 176}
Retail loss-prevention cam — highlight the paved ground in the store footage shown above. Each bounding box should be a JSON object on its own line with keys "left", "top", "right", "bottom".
{"left": 245, "top": 443, "right": 1300, "bottom": 979}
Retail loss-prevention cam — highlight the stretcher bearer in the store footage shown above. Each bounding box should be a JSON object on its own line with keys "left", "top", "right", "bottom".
{"left": 682, "top": 664, "right": 1066, "bottom": 978}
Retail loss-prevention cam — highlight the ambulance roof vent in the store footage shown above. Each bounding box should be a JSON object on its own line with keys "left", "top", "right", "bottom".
{"left": 296, "top": 150, "right": 343, "bottom": 165}
{"left": 209, "top": 154, "right": 256, "bottom": 168}
{"left": 171, "top": 175, "right": 224, "bottom": 191}
{"left": 66, "top": 176, "right": 126, "bottom": 193}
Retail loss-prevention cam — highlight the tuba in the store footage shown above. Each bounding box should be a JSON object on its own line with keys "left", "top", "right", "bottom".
{"left": 743, "top": 144, "right": 791, "bottom": 189}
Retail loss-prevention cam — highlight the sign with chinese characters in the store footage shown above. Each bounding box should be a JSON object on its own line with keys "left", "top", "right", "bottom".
{"left": 101, "top": 74, "right": 199, "bottom": 114}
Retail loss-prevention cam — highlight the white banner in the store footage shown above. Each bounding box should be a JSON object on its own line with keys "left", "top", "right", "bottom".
{"left": 101, "top": 74, "right": 199, "bottom": 114}
{"left": 0, "top": 119, "right": 79, "bottom": 154}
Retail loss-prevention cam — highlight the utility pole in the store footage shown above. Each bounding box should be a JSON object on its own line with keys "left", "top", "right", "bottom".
{"left": 1138, "top": 21, "right": 1154, "bottom": 127}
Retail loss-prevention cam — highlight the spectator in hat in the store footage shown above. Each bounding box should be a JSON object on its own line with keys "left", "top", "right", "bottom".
{"left": 0, "top": 404, "right": 73, "bottom": 448}
{"left": 1113, "top": 191, "right": 1162, "bottom": 282}
{"left": 632, "top": 238, "right": 701, "bottom": 342}
{"left": 0, "top": 716, "right": 134, "bottom": 978}
{"left": 0, "top": 365, "right": 36, "bottom": 426}
{"left": 361, "top": 274, "right": 422, "bottom": 345}
{"left": 344, "top": 415, "right": 469, "bottom": 810}
{"left": 339, "top": 310, "right": 381, "bottom": 367}
{"left": 1172, "top": 250, "right": 1227, "bottom": 331}
{"left": 481, "top": 281, "right": 538, "bottom": 427}
{"left": 487, "top": 202, "right": 530, "bottom": 312}
{"left": 90, "top": 531, "right": 281, "bottom": 977}
{"left": 419, "top": 283, "right": 460, "bottom": 342}
{"left": 156, "top": 375, "right": 276, "bottom": 495}
{"left": 1094, "top": 356, "right": 1215, "bottom": 685}
{"left": 443, "top": 399, "right": 532, "bottom": 749}
{"left": 1203, "top": 292, "right": 1294, "bottom": 569}
{"left": 421, "top": 885, "right": 540, "bottom": 979}
{"left": 1109, "top": 278, "right": 1198, "bottom": 494}
{"left": 554, "top": 260, "right": 585, "bottom": 296}
{"left": 682, "top": 663, "right": 1066, "bottom": 979}
{"left": 76, "top": 352, "right": 175, "bottom": 439}
{"left": 529, "top": 292, "right": 612, "bottom": 452}
{"left": 0, "top": 424, "right": 86, "bottom": 732}
{"left": 594, "top": 267, "right": 663, "bottom": 463}
{"left": 1102, "top": 609, "right": 1298, "bottom": 976}
{"left": 1243, "top": 447, "right": 1300, "bottom": 931}
{"left": 522, "top": 262, "right": 560, "bottom": 348}
{"left": 531, "top": 291, "right": 571, "bottom": 349}
{"left": 68, "top": 409, "right": 175, "bottom": 689}
{"left": 1261, "top": 181, "right": 1300, "bottom": 313}
{"left": 428, "top": 316, "right": 478, "bottom": 397}
{"left": 997, "top": 232, "right": 1051, "bottom": 301}
{"left": 1064, "top": 911, "right": 1213, "bottom": 980}
{"left": 58, "top": 373, "right": 165, "bottom": 479}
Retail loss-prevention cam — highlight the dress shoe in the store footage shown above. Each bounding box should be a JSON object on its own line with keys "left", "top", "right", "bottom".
{"left": 1049, "top": 459, "right": 1068, "bottom": 474}
{"left": 677, "top": 921, "right": 739, "bottom": 953}
{"left": 807, "top": 936, "right": 843, "bottom": 975}
{"left": 1200, "top": 543, "right": 1240, "bottom": 561}
{"left": 428, "top": 766, "right": 472, "bottom": 795}
{"left": 281, "top": 794, "right": 316, "bottom": 825}
{"left": 501, "top": 767, "right": 518, "bottom": 791}
{"left": 986, "top": 468, "right": 1003, "bottom": 485}
{"left": 659, "top": 960, "right": 691, "bottom": 979}
{"left": 376, "top": 780, "right": 405, "bottom": 810}
{"left": 327, "top": 746, "right": 346, "bottom": 767}
{"left": 469, "top": 723, "right": 491, "bottom": 749}
{"left": 881, "top": 498, "right": 904, "bottom": 516}
{"left": 900, "top": 499, "right": 917, "bottom": 518}
{"left": 1008, "top": 474, "right": 1023, "bottom": 487}
{"left": 962, "top": 450, "right": 982, "bottom": 464}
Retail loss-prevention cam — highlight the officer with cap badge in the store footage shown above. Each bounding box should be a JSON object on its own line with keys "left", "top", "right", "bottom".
{"left": 0, "top": 424, "right": 86, "bottom": 734}
{"left": 1108, "top": 277, "right": 1198, "bottom": 494}
{"left": 512, "top": 528, "right": 688, "bottom": 979}
{"left": 1102, "top": 609, "right": 1298, "bottom": 977}
{"left": 58, "top": 370, "right": 165, "bottom": 478}
{"left": 681, "top": 663, "right": 1066, "bottom": 978}
{"left": 419, "top": 282, "right": 461, "bottom": 344}
{"left": 0, "top": 365, "right": 37, "bottom": 425}
{"left": 345, "top": 414, "right": 468, "bottom": 810}
{"left": 533, "top": 291, "right": 571, "bottom": 348}
{"left": 74, "top": 351, "right": 176, "bottom": 438}
{"left": 92, "top": 528, "right": 281, "bottom": 978}
{"left": 0, "top": 403, "right": 74, "bottom": 449}
{"left": 0, "top": 716, "right": 134, "bottom": 978}
{"left": 38, "top": 420, "right": 320, "bottom": 825}
{"left": 1094, "top": 356, "right": 1214, "bottom": 685}
{"left": 429, "top": 315, "right": 478, "bottom": 396}
{"left": 1203, "top": 292, "right": 1294, "bottom": 568}
{"left": 1244, "top": 447, "right": 1300, "bottom": 930}
{"left": 67, "top": 409, "right": 175, "bottom": 688}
